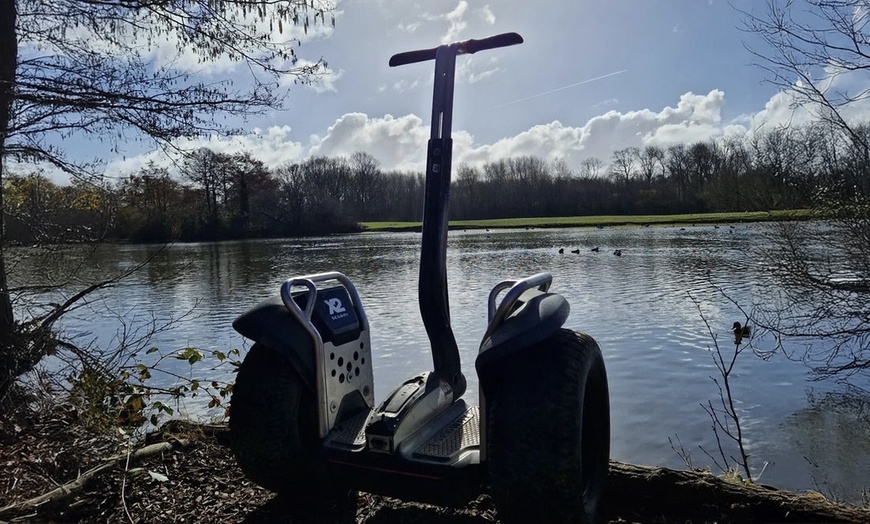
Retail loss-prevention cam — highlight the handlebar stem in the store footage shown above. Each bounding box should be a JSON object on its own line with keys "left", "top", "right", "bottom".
{"left": 389, "top": 33, "right": 523, "bottom": 399}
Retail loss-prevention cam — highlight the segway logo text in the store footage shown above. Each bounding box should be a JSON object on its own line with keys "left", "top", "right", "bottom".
{"left": 325, "top": 298, "right": 346, "bottom": 317}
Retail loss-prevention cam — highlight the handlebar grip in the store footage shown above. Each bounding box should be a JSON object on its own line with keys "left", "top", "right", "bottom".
{"left": 389, "top": 32, "right": 523, "bottom": 67}
{"left": 389, "top": 47, "right": 438, "bottom": 67}
{"left": 461, "top": 32, "right": 523, "bottom": 55}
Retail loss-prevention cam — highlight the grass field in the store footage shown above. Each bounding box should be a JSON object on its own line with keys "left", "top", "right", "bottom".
{"left": 360, "top": 210, "right": 814, "bottom": 232}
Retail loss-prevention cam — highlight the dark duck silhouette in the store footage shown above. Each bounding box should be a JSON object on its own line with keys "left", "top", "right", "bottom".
{"left": 732, "top": 321, "right": 750, "bottom": 344}
{"left": 591, "top": 246, "right": 600, "bottom": 252}
{"left": 571, "top": 248, "right": 580, "bottom": 254}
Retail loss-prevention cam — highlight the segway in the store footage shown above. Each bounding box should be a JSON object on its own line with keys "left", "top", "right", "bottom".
{"left": 229, "top": 32, "right": 611, "bottom": 524}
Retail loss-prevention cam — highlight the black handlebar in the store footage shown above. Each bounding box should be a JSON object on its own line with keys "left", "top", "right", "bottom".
{"left": 389, "top": 32, "right": 523, "bottom": 67}
{"left": 462, "top": 32, "right": 523, "bottom": 56}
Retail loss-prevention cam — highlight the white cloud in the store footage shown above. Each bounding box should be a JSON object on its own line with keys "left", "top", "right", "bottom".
{"left": 747, "top": 68, "right": 870, "bottom": 133}
{"left": 308, "top": 113, "right": 431, "bottom": 171}
{"left": 307, "top": 90, "right": 737, "bottom": 170}
{"left": 477, "top": 5, "right": 496, "bottom": 25}
{"left": 97, "top": 90, "right": 739, "bottom": 182}
{"left": 444, "top": 1, "right": 470, "bottom": 43}
{"left": 593, "top": 98, "right": 619, "bottom": 109}
{"left": 417, "top": 1, "right": 472, "bottom": 43}
{"left": 284, "top": 60, "right": 345, "bottom": 93}
{"left": 392, "top": 76, "right": 424, "bottom": 93}
{"left": 397, "top": 21, "right": 423, "bottom": 33}
{"left": 103, "top": 126, "right": 306, "bottom": 180}
{"left": 457, "top": 57, "right": 502, "bottom": 84}
{"left": 89, "top": 73, "right": 870, "bottom": 186}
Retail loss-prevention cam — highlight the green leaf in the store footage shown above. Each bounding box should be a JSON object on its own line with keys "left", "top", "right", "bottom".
{"left": 214, "top": 351, "right": 226, "bottom": 361}
{"left": 191, "top": 380, "right": 199, "bottom": 391}
{"left": 126, "top": 395, "right": 146, "bottom": 412}
{"left": 146, "top": 347, "right": 159, "bottom": 355}
{"left": 176, "top": 347, "right": 204, "bottom": 365}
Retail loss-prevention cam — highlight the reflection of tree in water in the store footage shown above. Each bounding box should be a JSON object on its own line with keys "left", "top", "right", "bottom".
{"left": 784, "top": 386, "right": 870, "bottom": 502}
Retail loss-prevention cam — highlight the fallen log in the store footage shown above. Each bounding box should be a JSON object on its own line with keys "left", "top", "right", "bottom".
{"left": 0, "top": 439, "right": 186, "bottom": 520}
{"left": 605, "top": 461, "right": 870, "bottom": 523}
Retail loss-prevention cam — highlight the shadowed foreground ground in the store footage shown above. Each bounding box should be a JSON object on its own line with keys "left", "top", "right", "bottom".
{"left": 1, "top": 411, "right": 867, "bottom": 523}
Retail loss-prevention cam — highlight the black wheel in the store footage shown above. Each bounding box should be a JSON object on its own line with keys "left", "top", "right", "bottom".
{"left": 230, "top": 343, "right": 355, "bottom": 516}
{"left": 485, "top": 329, "right": 610, "bottom": 524}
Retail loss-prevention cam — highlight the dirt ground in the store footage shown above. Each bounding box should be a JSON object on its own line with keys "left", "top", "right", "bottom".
{"left": 0, "top": 407, "right": 594, "bottom": 524}
{"left": 1, "top": 405, "right": 867, "bottom": 524}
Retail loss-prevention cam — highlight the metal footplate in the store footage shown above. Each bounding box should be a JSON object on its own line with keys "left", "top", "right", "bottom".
{"left": 324, "top": 400, "right": 480, "bottom": 464}
{"left": 413, "top": 405, "right": 479, "bottom": 463}
{"left": 326, "top": 409, "right": 371, "bottom": 449}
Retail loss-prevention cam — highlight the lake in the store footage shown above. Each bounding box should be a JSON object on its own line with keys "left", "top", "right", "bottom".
{"left": 12, "top": 223, "right": 870, "bottom": 501}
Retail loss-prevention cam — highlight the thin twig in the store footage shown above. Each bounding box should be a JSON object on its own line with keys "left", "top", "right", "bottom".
{"left": 121, "top": 439, "right": 134, "bottom": 524}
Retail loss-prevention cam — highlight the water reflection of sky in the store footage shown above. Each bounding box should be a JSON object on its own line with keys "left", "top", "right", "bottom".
{"left": 9, "top": 224, "right": 869, "bottom": 502}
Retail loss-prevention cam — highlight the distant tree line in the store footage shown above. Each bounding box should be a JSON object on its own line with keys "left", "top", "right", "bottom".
{"left": 4, "top": 121, "right": 868, "bottom": 243}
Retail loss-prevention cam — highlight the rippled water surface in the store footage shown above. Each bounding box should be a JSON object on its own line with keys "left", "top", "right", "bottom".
{"left": 12, "top": 223, "right": 870, "bottom": 500}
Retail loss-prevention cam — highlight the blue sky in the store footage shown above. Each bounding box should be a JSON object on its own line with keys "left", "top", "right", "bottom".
{"left": 36, "top": 0, "right": 869, "bottom": 183}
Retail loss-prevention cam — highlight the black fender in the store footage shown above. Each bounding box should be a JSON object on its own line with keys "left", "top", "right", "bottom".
{"left": 475, "top": 292, "right": 569, "bottom": 394}
{"left": 232, "top": 296, "right": 317, "bottom": 393}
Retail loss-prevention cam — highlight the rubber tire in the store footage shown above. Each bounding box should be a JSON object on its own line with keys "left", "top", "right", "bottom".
{"left": 485, "top": 329, "right": 610, "bottom": 524}
{"left": 229, "top": 343, "right": 354, "bottom": 517}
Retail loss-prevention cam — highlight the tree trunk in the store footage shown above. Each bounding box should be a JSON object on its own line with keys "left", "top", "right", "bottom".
{"left": 0, "top": 0, "right": 18, "bottom": 398}
{"left": 0, "top": 0, "right": 18, "bottom": 339}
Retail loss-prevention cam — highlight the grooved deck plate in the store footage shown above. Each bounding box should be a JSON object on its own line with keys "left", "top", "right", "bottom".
{"left": 414, "top": 406, "right": 479, "bottom": 460}
{"left": 330, "top": 409, "right": 371, "bottom": 448}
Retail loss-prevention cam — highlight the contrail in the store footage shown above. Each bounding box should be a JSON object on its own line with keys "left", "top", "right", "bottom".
{"left": 491, "top": 69, "right": 628, "bottom": 109}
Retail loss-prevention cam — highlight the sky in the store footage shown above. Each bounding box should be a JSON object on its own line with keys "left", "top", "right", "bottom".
{"left": 35, "top": 0, "right": 870, "bottom": 184}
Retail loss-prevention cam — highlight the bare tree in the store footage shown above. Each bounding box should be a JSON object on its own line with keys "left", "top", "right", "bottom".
{"left": 638, "top": 145, "right": 665, "bottom": 187}
{"left": 0, "top": 0, "right": 333, "bottom": 398}
{"left": 742, "top": 0, "right": 870, "bottom": 150}
{"left": 580, "top": 157, "right": 606, "bottom": 179}
{"left": 665, "top": 144, "right": 691, "bottom": 203}
{"left": 452, "top": 163, "right": 481, "bottom": 220}
{"left": 609, "top": 147, "right": 638, "bottom": 186}
{"left": 349, "top": 151, "right": 384, "bottom": 220}
{"left": 742, "top": 0, "right": 870, "bottom": 380}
